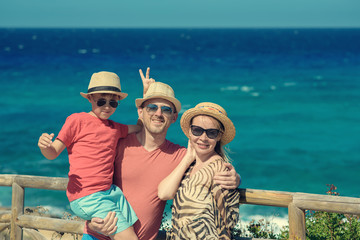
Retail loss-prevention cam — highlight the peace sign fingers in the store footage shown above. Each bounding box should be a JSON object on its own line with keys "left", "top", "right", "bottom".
{"left": 139, "top": 67, "right": 155, "bottom": 96}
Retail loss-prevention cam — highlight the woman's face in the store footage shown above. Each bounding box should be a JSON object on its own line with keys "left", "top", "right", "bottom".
{"left": 189, "top": 115, "right": 222, "bottom": 158}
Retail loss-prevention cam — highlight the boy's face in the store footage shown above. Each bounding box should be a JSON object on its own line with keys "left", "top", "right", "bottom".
{"left": 88, "top": 93, "right": 120, "bottom": 120}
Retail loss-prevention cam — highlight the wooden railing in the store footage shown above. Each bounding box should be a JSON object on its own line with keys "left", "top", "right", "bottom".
{"left": 1, "top": 174, "right": 360, "bottom": 240}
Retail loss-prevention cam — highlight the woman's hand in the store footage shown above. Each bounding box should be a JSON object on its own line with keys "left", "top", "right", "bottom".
{"left": 88, "top": 212, "right": 118, "bottom": 236}
{"left": 213, "top": 163, "right": 241, "bottom": 189}
{"left": 183, "top": 140, "right": 196, "bottom": 166}
{"left": 139, "top": 67, "right": 155, "bottom": 97}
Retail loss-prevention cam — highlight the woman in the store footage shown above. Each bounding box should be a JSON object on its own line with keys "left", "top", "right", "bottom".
{"left": 158, "top": 102, "right": 240, "bottom": 240}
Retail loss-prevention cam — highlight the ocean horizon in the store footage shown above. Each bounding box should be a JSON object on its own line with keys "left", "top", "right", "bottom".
{"left": 1, "top": 27, "right": 359, "bottom": 226}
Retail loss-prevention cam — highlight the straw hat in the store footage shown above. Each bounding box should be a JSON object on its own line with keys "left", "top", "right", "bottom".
{"left": 135, "top": 82, "right": 181, "bottom": 113}
{"left": 180, "top": 102, "right": 235, "bottom": 145}
{"left": 80, "top": 71, "right": 128, "bottom": 100}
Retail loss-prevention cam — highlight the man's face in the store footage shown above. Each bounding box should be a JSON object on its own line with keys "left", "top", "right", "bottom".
{"left": 138, "top": 98, "right": 177, "bottom": 135}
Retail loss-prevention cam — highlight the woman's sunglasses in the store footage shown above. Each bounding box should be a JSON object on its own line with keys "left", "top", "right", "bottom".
{"left": 145, "top": 104, "right": 173, "bottom": 116}
{"left": 190, "top": 125, "right": 222, "bottom": 139}
{"left": 96, "top": 98, "right": 119, "bottom": 108}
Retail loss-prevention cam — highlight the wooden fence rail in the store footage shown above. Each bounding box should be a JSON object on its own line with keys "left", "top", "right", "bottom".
{"left": 1, "top": 174, "right": 360, "bottom": 240}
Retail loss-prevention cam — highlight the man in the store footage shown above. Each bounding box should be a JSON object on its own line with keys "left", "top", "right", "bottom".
{"left": 82, "top": 68, "right": 240, "bottom": 240}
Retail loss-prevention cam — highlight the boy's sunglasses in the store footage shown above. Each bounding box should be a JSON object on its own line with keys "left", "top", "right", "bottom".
{"left": 145, "top": 104, "right": 173, "bottom": 116}
{"left": 96, "top": 98, "right": 118, "bottom": 108}
{"left": 190, "top": 125, "right": 222, "bottom": 139}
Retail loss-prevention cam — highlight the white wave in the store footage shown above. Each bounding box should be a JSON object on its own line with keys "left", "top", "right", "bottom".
{"left": 270, "top": 85, "right": 277, "bottom": 90}
{"left": 39, "top": 205, "right": 69, "bottom": 218}
{"left": 220, "top": 86, "right": 239, "bottom": 91}
{"left": 283, "top": 82, "right": 296, "bottom": 87}
{"left": 240, "top": 85, "right": 254, "bottom": 92}
{"left": 179, "top": 104, "right": 192, "bottom": 114}
{"left": 78, "top": 49, "right": 87, "bottom": 54}
{"left": 92, "top": 48, "right": 100, "bottom": 53}
{"left": 4, "top": 47, "right": 11, "bottom": 52}
{"left": 239, "top": 214, "right": 289, "bottom": 234}
{"left": 250, "top": 92, "right": 260, "bottom": 97}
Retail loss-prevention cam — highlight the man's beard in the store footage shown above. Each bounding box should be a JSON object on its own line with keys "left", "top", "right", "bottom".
{"left": 144, "top": 116, "right": 168, "bottom": 135}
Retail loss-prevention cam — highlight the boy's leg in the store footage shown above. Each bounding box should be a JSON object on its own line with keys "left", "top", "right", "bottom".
{"left": 111, "top": 226, "right": 138, "bottom": 240}
{"left": 82, "top": 234, "right": 100, "bottom": 240}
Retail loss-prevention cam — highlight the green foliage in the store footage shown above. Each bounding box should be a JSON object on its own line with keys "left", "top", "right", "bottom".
{"left": 304, "top": 184, "right": 360, "bottom": 240}
{"left": 246, "top": 219, "right": 279, "bottom": 239}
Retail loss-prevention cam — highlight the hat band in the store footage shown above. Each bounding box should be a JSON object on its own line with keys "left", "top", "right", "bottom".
{"left": 87, "top": 86, "right": 121, "bottom": 93}
{"left": 198, "top": 105, "right": 224, "bottom": 114}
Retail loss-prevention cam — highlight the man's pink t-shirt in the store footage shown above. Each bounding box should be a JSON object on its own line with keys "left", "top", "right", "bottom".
{"left": 84, "top": 133, "right": 186, "bottom": 240}
{"left": 57, "top": 112, "right": 128, "bottom": 202}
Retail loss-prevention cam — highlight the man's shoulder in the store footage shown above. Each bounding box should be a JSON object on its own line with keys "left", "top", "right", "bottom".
{"left": 164, "top": 139, "right": 186, "bottom": 154}
{"left": 165, "top": 139, "right": 185, "bottom": 148}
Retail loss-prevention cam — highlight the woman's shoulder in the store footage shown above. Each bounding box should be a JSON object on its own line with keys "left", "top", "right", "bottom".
{"left": 207, "top": 156, "right": 227, "bottom": 172}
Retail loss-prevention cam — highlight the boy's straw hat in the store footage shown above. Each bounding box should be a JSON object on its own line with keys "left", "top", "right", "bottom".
{"left": 180, "top": 102, "right": 235, "bottom": 145}
{"left": 135, "top": 82, "right": 181, "bottom": 113}
{"left": 80, "top": 71, "right": 128, "bottom": 100}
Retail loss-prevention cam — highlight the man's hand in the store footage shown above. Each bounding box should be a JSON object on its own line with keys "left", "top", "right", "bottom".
{"left": 213, "top": 163, "right": 241, "bottom": 189}
{"left": 88, "top": 211, "right": 118, "bottom": 236}
{"left": 139, "top": 67, "right": 155, "bottom": 97}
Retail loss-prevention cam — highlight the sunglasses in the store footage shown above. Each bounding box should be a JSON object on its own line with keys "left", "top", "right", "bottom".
{"left": 96, "top": 98, "right": 119, "bottom": 108}
{"left": 190, "top": 125, "right": 222, "bottom": 139}
{"left": 145, "top": 103, "right": 173, "bottom": 116}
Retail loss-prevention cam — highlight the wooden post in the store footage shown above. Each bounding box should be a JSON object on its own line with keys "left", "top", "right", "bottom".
{"left": 10, "top": 182, "right": 24, "bottom": 240}
{"left": 288, "top": 202, "right": 305, "bottom": 240}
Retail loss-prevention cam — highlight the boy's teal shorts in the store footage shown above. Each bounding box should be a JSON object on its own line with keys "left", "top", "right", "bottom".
{"left": 70, "top": 184, "right": 138, "bottom": 234}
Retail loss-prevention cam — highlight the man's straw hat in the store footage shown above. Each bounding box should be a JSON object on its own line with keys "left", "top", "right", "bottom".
{"left": 135, "top": 82, "right": 181, "bottom": 113}
{"left": 180, "top": 102, "right": 235, "bottom": 145}
{"left": 80, "top": 71, "right": 128, "bottom": 100}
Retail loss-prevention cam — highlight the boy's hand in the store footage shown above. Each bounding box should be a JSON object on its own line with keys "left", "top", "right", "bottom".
{"left": 139, "top": 67, "right": 155, "bottom": 97}
{"left": 38, "top": 133, "right": 55, "bottom": 149}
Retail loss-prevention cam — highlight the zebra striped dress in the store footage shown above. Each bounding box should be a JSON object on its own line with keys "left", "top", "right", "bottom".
{"left": 166, "top": 158, "right": 240, "bottom": 240}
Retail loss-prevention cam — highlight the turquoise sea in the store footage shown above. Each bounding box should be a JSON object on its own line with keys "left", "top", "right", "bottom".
{"left": 1, "top": 28, "right": 359, "bottom": 225}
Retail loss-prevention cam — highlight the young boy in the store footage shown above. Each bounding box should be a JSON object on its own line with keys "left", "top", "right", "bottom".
{"left": 38, "top": 71, "right": 140, "bottom": 240}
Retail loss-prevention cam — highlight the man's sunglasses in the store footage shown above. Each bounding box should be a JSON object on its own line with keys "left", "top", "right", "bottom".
{"left": 96, "top": 98, "right": 119, "bottom": 108}
{"left": 145, "top": 104, "right": 173, "bottom": 116}
{"left": 190, "top": 125, "right": 222, "bottom": 139}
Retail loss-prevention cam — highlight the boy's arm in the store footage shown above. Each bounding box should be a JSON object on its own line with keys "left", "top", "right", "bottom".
{"left": 127, "top": 119, "right": 143, "bottom": 134}
{"left": 38, "top": 133, "right": 66, "bottom": 160}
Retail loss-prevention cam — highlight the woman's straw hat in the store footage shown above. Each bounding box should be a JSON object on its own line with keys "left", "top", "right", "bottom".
{"left": 180, "top": 102, "right": 235, "bottom": 145}
{"left": 135, "top": 82, "right": 181, "bottom": 113}
{"left": 80, "top": 71, "right": 128, "bottom": 100}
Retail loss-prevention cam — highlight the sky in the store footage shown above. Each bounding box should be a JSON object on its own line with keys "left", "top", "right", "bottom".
{"left": 0, "top": 0, "right": 359, "bottom": 28}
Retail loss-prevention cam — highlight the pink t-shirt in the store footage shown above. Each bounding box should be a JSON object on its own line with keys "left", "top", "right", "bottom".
{"left": 84, "top": 133, "right": 186, "bottom": 240}
{"left": 57, "top": 112, "right": 128, "bottom": 202}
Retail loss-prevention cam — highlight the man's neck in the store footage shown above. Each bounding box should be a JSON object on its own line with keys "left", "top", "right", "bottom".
{"left": 136, "top": 129, "right": 167, "bottom": 152}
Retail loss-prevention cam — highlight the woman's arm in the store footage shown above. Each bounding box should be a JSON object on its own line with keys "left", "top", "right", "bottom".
{"left": 158, "top": 141, "right": 195, "bottom": 200}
